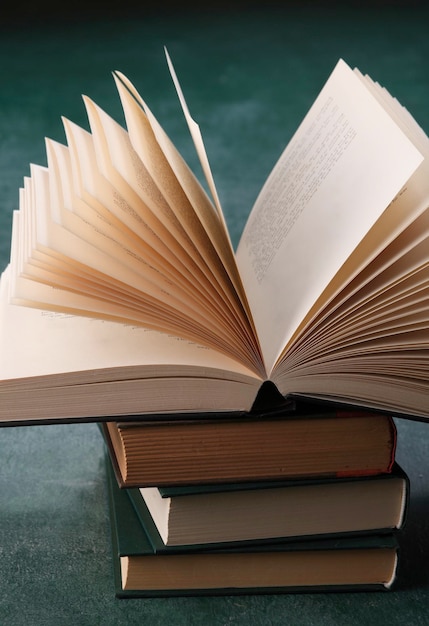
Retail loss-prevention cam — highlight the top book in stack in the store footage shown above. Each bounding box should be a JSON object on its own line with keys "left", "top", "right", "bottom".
{"left": 0, "top": 51, "right": 428, "bottom": 424}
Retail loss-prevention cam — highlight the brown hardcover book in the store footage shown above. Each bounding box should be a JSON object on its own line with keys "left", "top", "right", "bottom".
{"left": 103, "top": 409, "right": 396, "bottom": 487}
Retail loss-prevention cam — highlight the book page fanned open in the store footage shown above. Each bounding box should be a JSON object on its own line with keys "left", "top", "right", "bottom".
{"left": 0, "top": 52, "right": 428, "bottom": 423}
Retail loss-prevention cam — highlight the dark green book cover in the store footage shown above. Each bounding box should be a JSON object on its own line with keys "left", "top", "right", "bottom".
{"left": 127, "top": 463, "right": 408, "bottom": 550}
{"left": 106, "top": 458, "right": 399, "bottom": 598}
{"left": 156, "top": 463, "right": 408, "bottom": 498}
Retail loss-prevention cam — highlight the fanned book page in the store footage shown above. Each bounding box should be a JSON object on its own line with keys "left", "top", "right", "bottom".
{"left": 236, "top": 60, "right": 424, "bottom": 371}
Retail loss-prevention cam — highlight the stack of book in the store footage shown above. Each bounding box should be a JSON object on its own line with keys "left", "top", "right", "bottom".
{"left": 0, "top": 51, "right": 427, "bottom": 597}
{"left": 102, "top": 398, "right": 408, "bottom": 597}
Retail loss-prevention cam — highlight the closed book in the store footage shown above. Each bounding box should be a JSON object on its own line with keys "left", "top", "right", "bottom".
{"left": 102, "top": 406, "right": 396, "bottom": 487}
{"left": 106, "top": 459, "right": 399, "bottom": 597}
{"left": 133, "top": 465, "right": 408, "bottom": 547}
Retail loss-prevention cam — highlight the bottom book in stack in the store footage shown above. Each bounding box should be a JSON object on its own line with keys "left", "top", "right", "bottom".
{"left": 105, "top": 457, "right": 408, "bottom": 597}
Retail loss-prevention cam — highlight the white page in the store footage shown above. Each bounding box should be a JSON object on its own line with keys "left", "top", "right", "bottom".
{"left": 164, "top": 49, "right": 227, "bottom": 228}
{"left": 236, "top": 59, "right": 423, "bottom": 372}
{"left": 0, "top": 265, "right": 257, "bottom": 384}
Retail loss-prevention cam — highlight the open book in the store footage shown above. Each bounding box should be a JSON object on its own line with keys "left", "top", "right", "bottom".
{"left": 0, "top": 52, "right": 428, "bottom": 423}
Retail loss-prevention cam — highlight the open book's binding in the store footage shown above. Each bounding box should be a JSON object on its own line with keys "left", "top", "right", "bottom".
{"left": 106, "top": 458, "right": 399, "bottom": 597}
{"left": 0, "top": 390, "right": 420, "bottom": 428}
{"left": 0, "top": 380, "right": 293, "bottom": 428}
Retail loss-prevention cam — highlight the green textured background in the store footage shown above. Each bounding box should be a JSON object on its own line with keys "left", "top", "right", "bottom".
{"left": 1, "top": 3, "right": 429, "bottom": 624}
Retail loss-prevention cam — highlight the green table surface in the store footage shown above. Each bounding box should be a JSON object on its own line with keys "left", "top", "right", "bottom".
{"left": 1, "top": 3, "right": 429, "bottom": 624}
